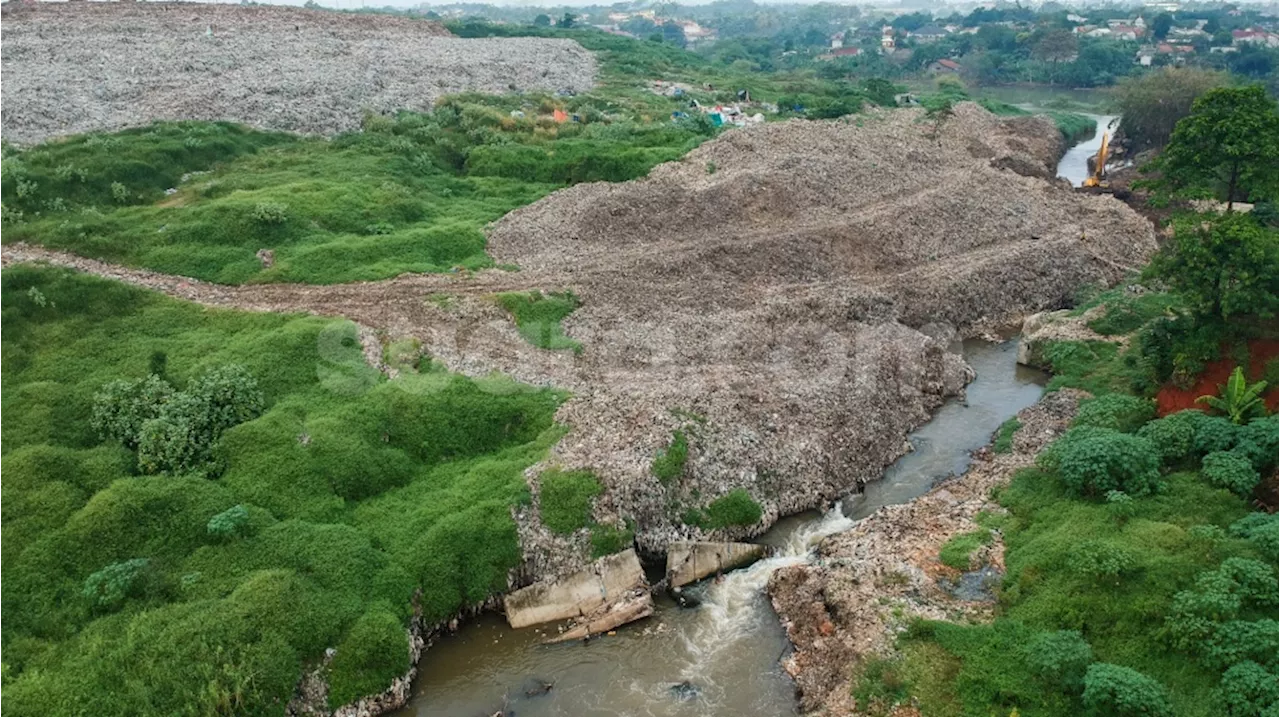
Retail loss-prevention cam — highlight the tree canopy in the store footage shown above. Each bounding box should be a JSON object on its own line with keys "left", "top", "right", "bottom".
{"left": 1156, "top": 85, "right": 1280, "bottom": 208}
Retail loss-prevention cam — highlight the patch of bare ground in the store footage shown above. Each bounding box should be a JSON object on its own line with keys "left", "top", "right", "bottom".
{"left": 766, "top": 389, "right": 1086, "bottom": 715}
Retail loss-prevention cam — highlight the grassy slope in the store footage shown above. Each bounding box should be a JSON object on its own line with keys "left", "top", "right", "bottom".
{"left": 0, "top": 265, "right": 568, "bottom": 715}
{"left": 885, "top": 291, "right": 1278, "bottom": 717}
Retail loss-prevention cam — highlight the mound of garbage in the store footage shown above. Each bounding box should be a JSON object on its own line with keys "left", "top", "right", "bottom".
{"left": 486, "top": 103, "right": 1156, "bottom": 567}
{"left": 0, "top": 2, "right": 597, "bottom": 144}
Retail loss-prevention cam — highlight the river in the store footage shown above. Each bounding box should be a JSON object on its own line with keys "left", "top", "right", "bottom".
{"left": 393, "top": 338, "right": 1046, "bottom": 717}
{"left": 1054, "top": 113, "right": 1120, "bottom": 187}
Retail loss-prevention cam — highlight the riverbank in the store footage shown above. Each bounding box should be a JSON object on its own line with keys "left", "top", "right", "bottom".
{"left": 767, "top": 388, "right": 1084, "bottom": 713}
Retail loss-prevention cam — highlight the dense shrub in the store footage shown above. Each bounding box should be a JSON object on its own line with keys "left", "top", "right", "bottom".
{"left": 1082, "top": 663, "right": 1174, "bottom": 717}
{"left": 1229, "top": 513, "right": 1279, "bottom": 557}
{"left": 82, "top": 558, "right": 152, "bottom": 610}
{"left": 326, "top": 605, "right": 411, "bottom": 707}
{"left": 1216, "top": 661, "right": 1279, "bottom": 717}
{"left": 1137, "top": 411, "right": 1199, "bottom": 467}
{"left": 1202, "top": 619, "right": 1279, "bottom": 670}
{"left": 1166, "top": 558, "right": 1279, "bottom": 652}
{"left": 1233, "top": 417, "right": 1278, "bottom": 474}
{"left": 1201, "top": 451, "right": 1261, "bottom": 496}
{"left": 207, "top": 504, "right": 251, "bottom": 540}
{"left": 539, "top": 469, "right": 602, "bottom": 534}
{"left": 91, "top": 375, "right": 174, "bottom": 449}
{"left": 1025, "top": 629, "right": 1094, "bottom": 690}
{"left": 94, "top": 365, "right": 264, "bottom": 476}
{"left": 1192, "top": 413, "right": 1240, "bottom": 457}
{"left": 992, "top": 417, "right": 1020, "bottom": 454}
{"left": 1070, "top": 540, "right": 1137, "bottom": 582}
{"left": 1045, "top": 427, "right": 1162, "bottom": 498}
{"left": 1074, "top": 394, "right": 1156, "bottom": 433}
{"left": 494, "top": 291, "right": 582, "bottom": 351}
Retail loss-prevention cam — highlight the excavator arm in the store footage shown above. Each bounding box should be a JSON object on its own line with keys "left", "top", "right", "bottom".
{"left": 1082, "top": 132, "right": 1110, "bottom": 188}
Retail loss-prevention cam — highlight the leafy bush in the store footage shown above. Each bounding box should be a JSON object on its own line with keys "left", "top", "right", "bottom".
{"left": 1192, "top": 413, "right": 1241, "bottom": 457}
{"left": 539, "top": 469, "right": 602, "bottom": 534}
{"left": 1137, "top": 411, "right": 1199, "bottom": 467}
{"left": 1167, "top": 558, "right": 1279, "bottom": 652}
{"left": 250, "top": 202, "right": 288, "bottom": 225}
{"left": 1229, "top": 513, "right": 1278, "bottom": 557}
{"left": 1071, "top": 540, "right": 1137, "bottom": 582}
{"left": 82, "top": 558, "right": 152, "bottom": 610}
{"left": 326, "top": 605, "right": 411, "bottom": 707}
{"left": 1025, "top": 630, "right": 1094, "bottom": 690}
{"left": 939, "top": 529, "right": 992, "bottom": 570}
{"left": 651, "top": 430, "right": 689, "bottom": 483}
{"left": 94, "top": 365, "right": 264, "bottom": 476}
{"left": 1202, "top": 451, "right": 1261, "bottom": 496}
{"left": 207, "top": 504, "right": 251, "bottom": 540}
{"left": 1202, "top": 619, "right": 1279, "bottom": 670}
{"left": 91, "top": 374, "right": 175, "bottom": 448}
{"left": 1106, "top": 490, "right": 1137, "bottom": 525}
{"left": 1197, "top": 366, "right": 1270, "bottom": 425}
{"left": 1082, "top": 663, "right": 1173, "bottom": 717}
{"left": 1216, "top": 661, "right": 1279, "bottom": 717}
{"left": 1074, "top": 394, "right": 1156, "bottom": 433}
{"left": 1046, "top": 427, "right": 1162, "bottom": 498}
{"left": 1233, "top": 417, "right": 1278, "bottom": 474}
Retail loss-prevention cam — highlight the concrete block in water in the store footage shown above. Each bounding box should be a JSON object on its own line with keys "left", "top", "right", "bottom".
{"left": 666, "top": 541, "right": 766, "bottom": 588}
{"left": 504, "top": 549, "right": 647, "bottom": 629}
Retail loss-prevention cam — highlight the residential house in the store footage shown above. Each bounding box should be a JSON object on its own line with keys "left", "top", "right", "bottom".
{"left": 929, "top": 58, "right": 962, "bottom": 73}
{"left": 819, "top": 46, "right": 864, "bottom": 60}
{"left": 1232, "top": 29, "right": 1279, "bottom": 47}
{"left": 910, "top": 24, "right": 949, "bottom": 42}
{"left": 1135, "top": 47, "right": 1154, "bottom": 65}
{"left": 1067, "top": 13, "right": 1089, "bottom": 23}
{"left": 831, "top": 31, "right": 845, "bottom": 49}
{"left": 1110, "top": 25, "right": 1143, "bottom": 41}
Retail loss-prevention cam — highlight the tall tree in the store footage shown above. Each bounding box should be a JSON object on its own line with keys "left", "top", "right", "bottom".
{"left": 1157, "top": 85, "right": 1279, "bottom": 208}
{"left": 533, "top": 13, "right": 551, "bottom": 27}
{"left": 1147, "top": 213, "right": 1279, "bottom": 323}
{"left": 1152, "top": 13, "right": 1174, "bottom": 40}
{"left": 1109, "top": 67, "right": 1227, "bottom": 149}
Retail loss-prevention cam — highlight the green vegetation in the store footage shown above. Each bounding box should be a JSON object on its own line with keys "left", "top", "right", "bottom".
{"left": 1153, "top": 86, "right": 1280, "bottom": 209}
{"left": 2, "top": 101, "right": 712, "bottom": 284}
{"left": 1, "top": 265, "right": 567, "bottom": 715}
{"left": 683, "top": 488, "right": 763, "bottom": 530}
{"left": 538, "top": 469, "right": 602, "bottom": 534}
{"left": 1197, "top": 367, "right": 1270, "bottom": 425}
{"left": 938, "top": 529, "right": 993, "bottom": 570}
{"left": 589, "top": 521, "right": 635, "bottom": 558}
{"left": 651, "top": 429, "right": 690, "bottom": 483}
{"left": 992, "top": 417, "right": 1021, "bottom": 454}
{"left": 495, "top": 291, "right": 582, "bottom": 352}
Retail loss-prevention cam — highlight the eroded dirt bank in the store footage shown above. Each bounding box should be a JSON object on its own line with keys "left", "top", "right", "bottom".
{"left": 766, "top": 389, "right": 1085, "bottom": 714}
{"left": 0, "top": 2, "right": 596, "bottom": 144}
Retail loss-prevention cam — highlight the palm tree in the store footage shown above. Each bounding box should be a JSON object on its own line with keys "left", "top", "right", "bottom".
{"left": 1196, "top": 366, "right": 1268, "bottom": 425}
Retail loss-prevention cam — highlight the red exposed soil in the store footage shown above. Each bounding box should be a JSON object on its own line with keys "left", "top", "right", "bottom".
{"left": 1155, "top": 339, "right": 1279, "bottom": 416}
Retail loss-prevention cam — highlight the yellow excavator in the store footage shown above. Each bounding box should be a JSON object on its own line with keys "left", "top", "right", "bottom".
{"left": 1082, "top": 132, "right": 1110, "bottom": 189}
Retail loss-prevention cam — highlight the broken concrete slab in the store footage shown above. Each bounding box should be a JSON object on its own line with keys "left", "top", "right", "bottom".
{"left": 666, "top": 541, "right": 767, "bottom": 588}
{"left": 504, "top": 549, "right": 647, "bottom": 629}
{"left": 544, "top": 589, "right": 654, "bottom": 643}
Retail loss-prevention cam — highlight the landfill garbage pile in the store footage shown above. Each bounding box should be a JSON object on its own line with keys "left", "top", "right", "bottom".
{"left": 486, "top": 103, "right": 1157, "bottom": 566}
{"left": 0, "top": 2, "right": 597, "bottom": 145}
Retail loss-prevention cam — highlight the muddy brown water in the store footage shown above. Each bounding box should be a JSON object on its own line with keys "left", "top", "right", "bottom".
{"left": 393, "top": 339, "right": 1046, "bottom": 717}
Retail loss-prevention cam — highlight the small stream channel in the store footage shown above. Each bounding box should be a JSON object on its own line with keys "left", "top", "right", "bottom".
{"left": 1054, "top": 113, "right": 1120, "bottom": 187}
{"left": 392, "top": 339, "right": 1046, "bottom": 717}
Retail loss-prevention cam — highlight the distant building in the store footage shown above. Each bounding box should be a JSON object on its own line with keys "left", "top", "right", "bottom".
{"left": 1067, "top": 13, "right": 1089, "bottom": 23}
{"left": 819, "top": 46, "right": 864, "bottom": 60}
{"left": 910, "top": 24, "right": 949, "bottom": 42}
{"left": 831, "top": 31, "right": 845, "bottom": 49}
{"left": 1232, "top": 29, "right": 1279, "bottom": 47}
{"left": 928, "top": 58, "right": 962, "bottom": 73}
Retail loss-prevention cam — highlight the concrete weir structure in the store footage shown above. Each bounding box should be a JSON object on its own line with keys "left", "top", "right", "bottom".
{"left": 503, "top": 549, "right": 651, "bottom": 630}
{"left": 666, "top": 541, "right": 768, "bottom": 588}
